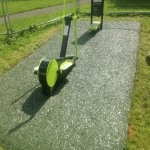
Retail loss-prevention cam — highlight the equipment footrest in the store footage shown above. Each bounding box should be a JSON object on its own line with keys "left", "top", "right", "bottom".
{"left": 89, "top": 23, "right": 100, "bottom": 31}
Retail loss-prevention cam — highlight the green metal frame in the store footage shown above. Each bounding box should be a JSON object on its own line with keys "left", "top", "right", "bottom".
{"left": 61, "top": 0, "right": 78, "bottom": 58}
{"left": 34, "top": 0, "right": 79, "bottom": 96}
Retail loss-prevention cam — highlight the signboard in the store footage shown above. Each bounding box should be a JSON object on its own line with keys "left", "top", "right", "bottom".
{"left": 91, "top": 0, "right": 104, "bottom": 16}
{"left": 94, "top": 0, "right": 102, "bottom": 2}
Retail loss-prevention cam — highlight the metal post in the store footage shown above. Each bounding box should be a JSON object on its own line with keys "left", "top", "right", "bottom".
{"left": 1, "top": 0, "right": 13, "bottom": 37}
{"left": 76, "top": 0, "right": 80, "bottom": 15}
{"left": 90, "top": 0, "right": 104, "bottom": 30}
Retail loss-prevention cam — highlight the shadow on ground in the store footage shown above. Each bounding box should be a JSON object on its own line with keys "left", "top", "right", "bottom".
{"left": 7, "top": 87, "right": 48, "bottom": 135}
{"left": 72, "top": 30, "right": 100, "bottom": 45}
{"left": 8, "top": 79, "right": 69, "bottom": 135}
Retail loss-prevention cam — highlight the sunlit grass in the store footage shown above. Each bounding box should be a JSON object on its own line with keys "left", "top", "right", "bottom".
{"left": 0, "top": 0, "right": 74, "bottom": 16}
{"left": 0, "top": 8, "right": 74, "bottom": 75}
{"left": 0, "top": 23, "right": 62, "bottom": 75}
{"left": 0, "top": 10, "right": 63, "bottom": 33}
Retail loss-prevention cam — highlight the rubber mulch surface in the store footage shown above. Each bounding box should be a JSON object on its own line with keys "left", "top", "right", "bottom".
{"left": 0, "top": 21, "right": 140, "bottom": 150}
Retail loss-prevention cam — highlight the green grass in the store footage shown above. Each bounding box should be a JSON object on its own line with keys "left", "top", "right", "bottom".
{"left": 0, "top": 1, "right": 150, "bottom": 150}
{"left": 0, "top": 10, "right": 66, "bottom": 33}
{"left": 0, "top": 0, "right": 74, "bottom": 17}
{"left": 111, "top": 0, "right": 150, "bottom": 4}
{"left": 0, "top": 22, "right": 62, "bottom": 75}
{"left": 0, "top": 8, "right": 74, "bottom": 75}
{"left": 106, "top": 0, "right": 150, "bottom": 12}
{"left": 127, "top": 18, "right": 150, "bottom": 150}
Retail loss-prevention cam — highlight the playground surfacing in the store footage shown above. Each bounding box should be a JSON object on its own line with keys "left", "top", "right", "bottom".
{"left": 0, "top": 21, "right": 140, "bottom": 150}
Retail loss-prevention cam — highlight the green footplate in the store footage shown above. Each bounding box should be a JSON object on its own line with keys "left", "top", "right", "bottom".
{"left": 89, "top": 22, "right": 100, "bottom": 31}
{"left": 46, "top": 59, "right": 58, "bottom": 87}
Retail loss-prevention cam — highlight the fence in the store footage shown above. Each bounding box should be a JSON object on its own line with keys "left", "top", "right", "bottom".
{"left": 0, "top": 0, "right": 150, "bottom": 37}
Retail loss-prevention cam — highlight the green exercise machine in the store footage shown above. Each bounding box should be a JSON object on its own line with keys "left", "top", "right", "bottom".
{"left": 89, "top": 0, "right": 104, "bottom": 31}
{"left": 33, "top": 0, "right": 79, "bottom": 96}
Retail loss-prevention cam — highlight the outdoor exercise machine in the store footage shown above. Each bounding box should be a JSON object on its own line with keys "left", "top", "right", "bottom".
{"left": 33, "top": 0, "right": 79, "bottom": 96}
{"left": 89, "top": 0, "right": 104, "bottom": 31}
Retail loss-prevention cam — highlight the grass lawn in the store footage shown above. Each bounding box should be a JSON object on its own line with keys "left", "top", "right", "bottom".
{"left": 0, "top": 0, "right": 150, "bottom": 150}
{"left": 0, "top": 0, "right": 74, "bottom": 17}
{"left": 0, "top": 147, "right": 3, "bottom": 150}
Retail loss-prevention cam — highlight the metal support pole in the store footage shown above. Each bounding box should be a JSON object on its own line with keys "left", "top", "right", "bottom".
{"left": 1, "top": 0, "right": 13, "bottom": 37}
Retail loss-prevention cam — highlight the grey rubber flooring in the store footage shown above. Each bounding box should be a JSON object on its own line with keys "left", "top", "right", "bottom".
{"left": 0, "top": 21, "right": 140, "bottom": 150}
